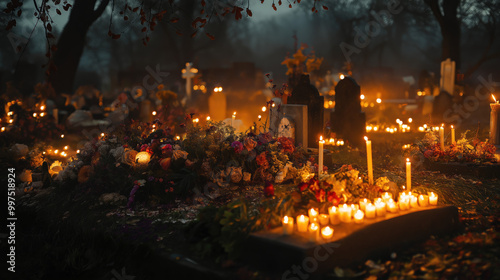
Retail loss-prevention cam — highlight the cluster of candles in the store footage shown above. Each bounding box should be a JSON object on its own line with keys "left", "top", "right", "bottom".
{"left": 366, "top": 118, "right": 412, "bottom": 134}
{"left": 43, "top": 145, "right": 77, "bottom": 158}
{"left": 282, "top": 191, "right": 439, "bottom": 241}
{"left": 417, "top": 124, "right": 456, "bottom": 147}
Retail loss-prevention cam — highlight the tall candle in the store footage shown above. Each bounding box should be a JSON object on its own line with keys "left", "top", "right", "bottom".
{"left": 364, "top": 136, "right": 374, "bottom": 185}
{"left": 354, "top": 210, "right": 364, "bottom": 224}
{"left": 406, "top": 158, "right": 411, "bottom": 191}
{"left": 282, "top": 216, "right": 294, "bottom": 235}
{"left": 491, "top": 95, "right": 500, "bottom": 145}
{"left": 364, "top": 203, "right": 376, "bottom": 218}
{"left": 339, "top": 204, "right": 352, "bottom": 223}
{"left": 321, "top": 226, "right": 334, "bottom": 240}
{"left": 297, "top": 215, "right": 309, "bottom": 233}
{"left": 328, "top": 206, "right": 341, "bottom": 225}
{"left": 318, "top": 136, "right": 324, "bottom": 175}
{"left": 308, "top": 223, "right": 319, "bottom": 242}
{"left": 439, "top": 125, "right": 445, "bottom": 150}
{"left": 451, "top": 125, "right": 456, "bottom": 145}
{"left": 428, "top": 192, "right": 438, "bottom": 206}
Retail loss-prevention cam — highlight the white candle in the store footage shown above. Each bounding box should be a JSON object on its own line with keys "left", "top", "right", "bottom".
{"left": 321, "top": 226, "right": 334, "bottom": 240}
{"left": 308, "top": 208, "right": 319, "bottom": 223}
{"left": 318, "top": 136, "right": 324, "bottom": 175}
{"left": 364, "top": 203, "right": 376, "bottom": 218}
{"left": 354, "top": 210, "right": 364, "bottom": 224}
{"left": 418, "top": 194, "right": 429, "bottom": 207}
{"left": 328, "top": 206, "right": 341, "bottom": 225}
{"left": 375, "top": 201, "right": 386, "bottom": 217}
{"left": 308, "top": 223, "right": 319, "bottom": 242}
{"left": 410, "top": 195, "right": 419, "bottom": 208}
{"left": 282, "top": 216, "right": 294, "bottom": 235}
{"left": 386, "top": 199, "right": 398, "bottom": 213}
{"left": 381, "top": 192, "right": 392, "bottom": 202}
{"left": 297, "top": 215, "right": 309, "bottom": 233}
{"left": 398, "top": 197, "right": 410, "bottom": 211}
{"left": 339, "top": 204, "right": 352, "bottom": 223}
{"left": 318, "top": 214, "right": 329, "bottom": 226}
{"left": 451, "top": 125, "right": 456, "bottom": 145}
{"left": 406, "top": 158, "right": 411, "bottom": 191}
{"left": 359, "top": 198, "right": 370, "bottom": 212}
{"left": 365, "top": 137, "right": 374, "bottom": 185}
{"left": 428, "top": 192, "right": 438, "bottom": 206}
{"left": 439, "top": 125, "right": 445, "bottom": 150}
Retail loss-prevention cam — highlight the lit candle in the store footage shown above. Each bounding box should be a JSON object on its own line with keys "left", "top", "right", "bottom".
{"left": 297, "top": 215, "right": 309, "bottom": 233}
{"left": 364, "top": 203, "right": 376, "bottom": 218}
{"left": 375, "top": 201, "right": 386, "bottom": 217}
{"left": 398, "top": 197, "right": 410, "bottom": 211}
{"left": 328, "top": 206, "right": 341, "bottom": 225}
{"left": 308, "top": 223, "right": 319, "bottom": 242}
{"left": 339, "top": 204, "right": 352, "bottom": 223}
{"left": 321, "top": 226, "right": 334, "bottom": 240}
{"left": 490, "top": 94, "right": 500, "bottom": 145}
{"left": 354, "top": 210, "right": 364, "bottom": 224}
{"left": 318, "top": 136, "right": 324, "bottom": 175}
{"left": 410, "top": 195, "right": 419, "bottom": 208}
{"left": 439, "top": 125, "right": 445, "bottom": 150}
{"left": 282, "top": 216, "right": 294, "bottom": 235}
{"left": 406, "top": 158, "right": 411, "bottom": 191}
{"left": 381, "top": 192, "right": 392, "bottom": 202}
{"left": 418, "top": 194, "right": 429, "bottom": 207}
{"left": 451, "top": 125, "right": 456, "bottom": 145}
{"left": 350, "top": 204, "right": 359, "bottom": 212}
{"left": 318, "top": 214, "right": 329, "bottom": 226}
{"left": 386, "top": 199, "right": 398, "bottom": 213}
{"left": 308, "top": 208, "right": 319, "bottom": 223}
{"left": 428, "top": 192, "right": 438, "bottom": 206}
{"left": 364, "top": 136, "right": 374, "bottom": 185}
{"left": 232, "top": 112, "right": 236, "bottom": 127}
{"left": 359, "top": 198, "right": 370, "bottom": 212}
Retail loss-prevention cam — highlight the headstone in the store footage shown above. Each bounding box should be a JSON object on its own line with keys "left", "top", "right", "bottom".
{"left": 208, "top": 90, "right": 227, "bottom": 121}
{"left": 182, "top": 62, "right": 198, "bottom": 102}
{"left": 282, "top": 105, "right": 308, "bottom": 148}
{"left": 432, "top": 91, "right": 453, "bottom": 124}
{"left": 288, "top": 74, "right": 324, "bottom": 148}
{"left": 330, "top": 77, "right": 366, "bottom": 147}
{"left": 269, "top": 97, "right": 283, "bottom": 137}
{"left": 139, "top": 99, "right": 152, "bottom": 123}
{"left": 440, "top": 58, "right": 455, "bottom": 95}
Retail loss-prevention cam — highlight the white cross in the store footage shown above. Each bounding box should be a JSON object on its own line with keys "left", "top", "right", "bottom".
{"left": 182, "top": 62, "right": 198, "bottom": 101}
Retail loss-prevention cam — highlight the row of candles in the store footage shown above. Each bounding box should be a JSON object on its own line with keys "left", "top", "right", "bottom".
{"left": 282, "top": 191, "right": 439, "bottom": 241}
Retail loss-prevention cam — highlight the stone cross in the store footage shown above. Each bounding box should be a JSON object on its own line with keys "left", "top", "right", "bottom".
{"left": 182, "top": 62, "right": 198, "bottom": 101}
{"left": 440, "top": 58, "right": 455, "bottom": 95}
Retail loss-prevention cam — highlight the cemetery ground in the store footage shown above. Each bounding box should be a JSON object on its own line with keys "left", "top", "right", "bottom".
{"left": 7, "top": 129, "right": 500, "bottom": 280}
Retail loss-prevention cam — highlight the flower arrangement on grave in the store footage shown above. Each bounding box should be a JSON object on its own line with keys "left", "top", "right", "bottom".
{"left": 409, "top": 131, "right": 496, "bottom": 164}
{"left": 281, "top": 44, "right": 323, "bottom": 86}
{"left": 291, "top": 165, "right": 396, "bottom": 213}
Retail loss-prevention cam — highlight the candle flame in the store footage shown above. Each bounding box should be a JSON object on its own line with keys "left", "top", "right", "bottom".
{"left": 364, "top": 136, "right": 368, "bottom": 141}
{"left": 309, "top": 223, "right": 318, "bottom": 230}
{"left": 493, "top": 94, "right": 497, "bottom": 103}
{"left": 283, "top": 216, "right": 289, "bottom": 223}
{"left": 406, "top": 158, "right": 410, "bottom": 162}
{"left": 319, "top": 136, "right": 323, "bottom": 141}
{"left": 298, "top": 215, "right": 306, "bottom": 222}
{"left": 451, "top": 125, "right": 454, "bottom": 129}
{"left": 441, "top": 123, "right": 444, "bottom": 127}
{"left": 322, "top": 226, "right": 333, "bottom": 235}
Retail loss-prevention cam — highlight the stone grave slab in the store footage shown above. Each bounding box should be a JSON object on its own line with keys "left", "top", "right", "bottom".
{"left": 243, "top": 206, "right": 459, "bottom": 275}
{"left": 423, "top": 160, "right": 500, "bottom": 178}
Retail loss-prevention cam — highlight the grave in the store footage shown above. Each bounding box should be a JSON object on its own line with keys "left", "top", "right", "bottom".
{"left": 269, "top": 104, "right": 308, "bottom": 148}
{"left": 330, "top": 77, "right": 366, "bottom": 147}
{"left": 440, "top": 58, "right": 455, "bottom": 95}
{"left": 243, "top": 205, "right": 459, "bottom": 276}
{"left": 287, "top": 74, "right": 324, "bottom": 148}
{"left": 431, "top": 91, "right": 453, "bottom": 124}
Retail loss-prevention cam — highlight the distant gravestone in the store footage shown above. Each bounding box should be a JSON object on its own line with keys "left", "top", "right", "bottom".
{"left": 440, "top": 58, "right": 455, "bottom": 95}
{"left": 288, "top": 74, "right": 324, "bottom": 148}
{"left": 208, "top": 90, "right": 227, "bottom": 121}
{"left": 432, "top": 91, "right": 453, "bottom": 124}
{"left": 330, "top": 77, "right": 366, "bottom": 147}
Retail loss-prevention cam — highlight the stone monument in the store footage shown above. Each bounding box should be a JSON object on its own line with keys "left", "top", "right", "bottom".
{"left": 287, "top": 74, "right": 324, "bottom": 148}
{"left": 330, "top": 77, "right": 366, "bottom": 147}
{"left": 440, "top": 58, "right": 455, "bottom": 95}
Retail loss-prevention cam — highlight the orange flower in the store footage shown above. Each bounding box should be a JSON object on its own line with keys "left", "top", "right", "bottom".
{"left": 78, "top": 165, "right": 93, "bottom": 184}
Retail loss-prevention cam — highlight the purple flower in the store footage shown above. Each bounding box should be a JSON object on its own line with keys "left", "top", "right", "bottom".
{"left": 231, "top": 141, "right": 244, "bottom": 153}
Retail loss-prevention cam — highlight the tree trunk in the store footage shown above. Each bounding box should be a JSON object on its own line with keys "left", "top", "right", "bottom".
{"left": 48, "top": 0, "right": 109, "bottom": 95}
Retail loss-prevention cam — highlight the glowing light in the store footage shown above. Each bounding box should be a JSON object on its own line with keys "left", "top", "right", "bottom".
{"left": 152, "top": 111, "right": 157, "bottom": 116}
{"left": 258, "top": 115, "right": 262, "bottom": 120}
{"left": 376, "top": 98, "right": 382, "bottom": 104}
{"left": 40, "top": 112, "right": 45, "bottom": 117}
{"left": 408, "top": 118, "right": 412, "bottom": 123}
{"left": 9, "top": 119, "right": 13, "bottom": 123}
{"left": 176, "top": 135, "right": 180, "bottom": 140}
{"left": 54, "top": 149, "right": 59, "bottom": 154}
{"left": 193, "top": 118, "right": 199, "bottom": 123}
{"left": 1, "top": 127, "right": 5, "bottom": 132}
{"left": 61, "top": 134, "right": 65, "bottom": 138}
{"left": 40, "top": 105, "right": 45, "bottom": 110}
{"left": 373, "top": 126, "right": 378, "bottom": 132}
{"left": 493, "top": 94, "right": 498, "bottom": 103}
{"left": 64, "top": 146, "right": 68, "bottom": 150}
{"left": 101, "top": 133, "right": 105, "bottom": 137}
{"left": 340, "top": 74, "right": 345, "bottom": 80}
{"left": 360, "top": 94, "right": 365, "bottom": 100}
{"left": 193, "top": 85, "right": 199, "bottom": 90}
{"left": 272, "top": 103, "right": 275, "bottom": 108}
{"left": 135, "top": 151, "right": 151, "bottom": 165}
{"left": 206, "top": 116, "right": 211, "bottom": 121}
{"left": 33, "top": 113, "right": 37, "bottom": 117}
{"left": 262, "top": 106, "right": 267, "bottom": 112}
{"left": 76, "top": 150, "right": 80, "bottom": 154}
{"left": 7, "top": 111, "right": 13, "bottom": 116}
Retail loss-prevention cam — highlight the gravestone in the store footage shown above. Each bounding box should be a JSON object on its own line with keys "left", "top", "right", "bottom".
{"left": 208, "top": 90, "right": 227, "bottom": 121}
{"left": 330, "top": 77, "right": 366, "bottom": 147}
{"left": 268, "top": 104, "right": 308, "bottom": 148}
{"left": 139, "top": 99, "right": 152, "bottom": 123}
{"left": 432, "top": 91, "right": 453, "bottom": 124}
{"left": 288, "top": 74, "right": 324, "bottom": 148}
{"left": 440, "top": 58, "right": 455, "bottom": 95}
{"left": 269, "top": 97, "right": 283, "bottom": 137}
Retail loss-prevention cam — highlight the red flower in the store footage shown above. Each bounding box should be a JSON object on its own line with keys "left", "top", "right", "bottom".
{"left": 298, "top": 182, "right": 308, "bottom": 192}
{"left": 264, "top": 181, "right": 274, "bottom": 197}
{"left": 315, "top": 189, "right": 326, "bottom": 202}
{"left": 308, "top": 178, "right": 319, "bottom": 192}
{"left": 327, "top": 191, "right": 340, "bottom": 206}
{"left": 256, "top": 152, "right": 269, "bottom": 168}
